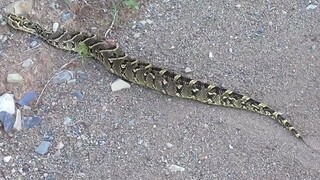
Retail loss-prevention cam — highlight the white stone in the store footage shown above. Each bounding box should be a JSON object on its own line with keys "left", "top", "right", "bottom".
{"left": 3, "top": 156, "right": 12, "bottom": 163}
{"left": 166, "top": 143, "right": 174, "bottom": 148}
{"left": 133, "top": 33, "right": 141, "bottom": 38}
{"left": 184, "top": 67, "right": 193, "bottom": 73}
{"left": 21, "top": 58, "right": 34, "bottom": 68}
{"left": 13, "top": 109, "right": 22, "bottom": 131}
{"left": 209, "top": 52, "right": 213, "bottom": 58}
{"left": 0, "top": 93, "right": 15, "bottom": 114}
{"left": 111, "top": 79, "right": 131, "bottom": 92}
{"left": 56, "top": 142, "right": 64, "bottom": 150}
{"left": 306, "top": 4, "right": 317, "bottom": 10}
{"left": 7, "top": 73, "right": 23, "bottom": 83}
{"left": 139, "top": 20, "right": 147, "bottom": 25}
{"left": 229, "top": 144, "right": 234, "bottom": 149}
{"left": 146, "top": 19, "right": 154, "bottom": 24}
{"left": 168, "top": 164, "right": 185, "bottom": 172}
{"left": 52, "top": 22, "right": 59, "bottom": 32}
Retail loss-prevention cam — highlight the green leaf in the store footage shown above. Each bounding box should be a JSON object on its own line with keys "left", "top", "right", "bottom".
{"left": 75, "top": 42, "right": 92, "bottom": 58}
{"left": 123, "top": 0, "right": 139, "bottom": 10}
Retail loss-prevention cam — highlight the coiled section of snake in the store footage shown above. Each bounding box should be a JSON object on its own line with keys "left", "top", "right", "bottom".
{"left": 4, "top": 14, "right": 303, "bottom": 140}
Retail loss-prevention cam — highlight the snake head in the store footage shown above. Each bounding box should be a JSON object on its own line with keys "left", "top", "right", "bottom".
{"left": 5, "top": 14, "right": 41, "bottom": 35}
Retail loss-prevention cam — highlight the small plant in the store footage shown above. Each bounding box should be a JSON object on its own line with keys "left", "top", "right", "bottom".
{"left": 75, "top": 42, "right": 92, "bottom": 58}
{"left": 123, "top": 0, "right": 139, "bottom": 10}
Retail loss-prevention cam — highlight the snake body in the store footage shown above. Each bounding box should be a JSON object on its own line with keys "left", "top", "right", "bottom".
{"left": 5, "top": 14, "right": 303, "bottom": 140}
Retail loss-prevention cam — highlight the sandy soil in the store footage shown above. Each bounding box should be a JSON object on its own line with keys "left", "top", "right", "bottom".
{"left": 0, "top": 0, "right": 320, "bottom": 179}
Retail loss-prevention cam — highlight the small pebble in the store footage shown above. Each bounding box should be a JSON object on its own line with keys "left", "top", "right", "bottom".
{"left": 63, "top": 116, "right": 73, "bottom": 126}
{"left": 209, "top": 52, "right": 213, "bottom": 58}
{"left": 133, "top": 33, "right": 141, "bottom": 38}
{"left": 67, "top": 79, "right": 77, "bottom": 84}
{"left": 3, "top": 156, "right": 12, "bottom": 163}
{"left": 13, "top": 109, "right": 22, "bottom": 131}
{"left": 29, "top": 40, "right": 38, "bottom": 48}
{"left": 111, "top": 79, "right": 131, "bottom": 91}
{"left": 7, "top": 73, "right": 23, "bottom": 83}
{"left": 166, "top": 143, "right": 174, "bottom": 148}
{"left": 72, "top": 91, "right": 84, "bottom": 100}
{"left": 55, "top": 142, "right": 64, "bottom": 150}
{"left": 139, "top": 20, "right": 147, "bottom": 26}
{"left": 146, "top": 19, "right": 154, "bottom": 24}
{"left": 35, "top": 141, "right": 51, "bottom": 155}
{"left": 184, "top": 67, "right": 193, "bottom": 73}
{"left": 49, "top": 2, "right": 59, "bottom": 9}
{"left": 0, "top": 35, "right": 8, "bottom": 43}
{"left": 168, "top": 164, "right": 185, "bottom": 172}
{"left": 17, "top": 90, "right": 37, "bottom": 106}
{"left": 53, "top": 70, "right": 73, "bottom": 84}
{"left": 76, "top": 70, "right": 87, "bottom": 83}
{"left": 306, "top": 4, "right": 317, "bottom": 10}
{"left": 52, "top": 22, "right": 59, "bottom": 32}
{"left": 128, "top": 119, "right": 135, "bottom": 126}
{"left": 61, "top": 12, "right": 72, "bottom": 21}
{"left": 229, "top": 144, "right": 234, "bottom": 149}
{"left": 21, "top": 58, "right": 34, "bottom": 68}
{"left": 23, "top": 117, "right": 42, "bottom": 129}
{"left": 135, "top": 22, "right": 144, "bottom": 29}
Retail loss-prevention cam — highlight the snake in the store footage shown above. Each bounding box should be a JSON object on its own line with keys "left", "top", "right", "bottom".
{"left": 4, "top": 14, "right": 304, "bottom": 142}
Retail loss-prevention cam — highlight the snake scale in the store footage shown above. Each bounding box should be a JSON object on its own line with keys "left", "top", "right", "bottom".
{"left": 5, "top": 14, "right": 303, "bottom": 141}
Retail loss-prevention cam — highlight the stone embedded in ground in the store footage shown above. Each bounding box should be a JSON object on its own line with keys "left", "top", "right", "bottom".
{"left": 0, "top": 111, "right": 15, "bottom": 132}
{"left": 168, "top": 164, "right": 185, "bottom": 172}
{"left": 76, "top": 70, "right": 87, "bottom": 83}
{"left": 21, "top": 58, "right": 34, "bottom": 68}
{"left": 128, "top": 119, "right": 136, "bottom": 126}
{"left": 13, "top": 109, "right": 22, "bottom": 131}
{"left": 209, "top": 52, "right": 213, "bottom": 58}
{"left": 55, "top": 142, "right": 64, "bottom": 150}
{"left": 61, "top": 11, "right": 72, "bottom": 21}
{"left": 29, "top": 40, "right": 38, "bottom": 48}
{"left": 23, "top": 117, "right": 42, "bottom": 129}
{"left": 53, "top": 70, "right": 73, "bottom": 84}
{"left": 0, "top": 94, "right": 15, "bottom": 132}
{"left": 63, "top": 116, "right": 73, "bottom": 126}
{"left": 133, "top": 33, "right": 141, "bottom": 38}
{"left": 52, "top": 22, "right": 59, "bottom": 32}
{"left": 166, "top": 142, "right": 174, "bottom": 148}
{"left": 184, "top": 67, "right": 193, "bottom": 73}
{"left": 35, "top": 141, "right": 51, "bottom": 155}
{"left": 3, "top": 156, "right": 12, "bottom": 163}
{"left": 306, "top": 4, "right": 317, "bottom": 10}
{"left": 72, "top": 91, "right": 84, "bottom": 100}
{"left": 0, "top": 35, "right": 8, "bottom": 43}
{"left": 111, "top": 79, "right": 131, "bottom": 92}
{"left": 17, "top": 90, "right": 37, "bottom": 106}
{"left": 7, "top": 73, "right": 23, "bottom": 84}
{"left": 0, "top": 93, "right": 15, "bottom": 114}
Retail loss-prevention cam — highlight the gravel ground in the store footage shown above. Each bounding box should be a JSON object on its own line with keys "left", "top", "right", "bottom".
{"left": 0, "top": 0, "right": 320, "bottom": 179}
